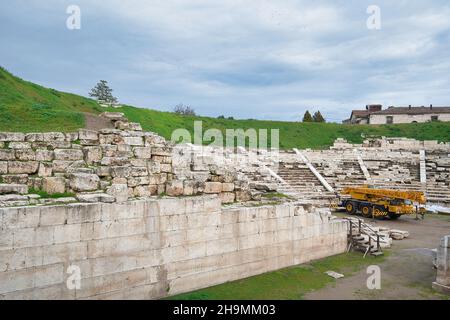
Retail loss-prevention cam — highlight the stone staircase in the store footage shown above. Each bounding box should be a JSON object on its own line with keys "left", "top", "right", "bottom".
{"left": 315, "top": 160, "right": 367, "bottom": 191}
{"left": 276, "top": 162, "right": 336, "bottom": 202}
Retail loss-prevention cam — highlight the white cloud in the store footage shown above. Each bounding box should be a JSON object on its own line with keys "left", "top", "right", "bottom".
{"left": 2, "top": 0, "right": 450, "bottom": 121}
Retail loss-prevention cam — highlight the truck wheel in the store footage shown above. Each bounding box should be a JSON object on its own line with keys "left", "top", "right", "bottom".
{"left": 388, "top": 213, "right": 401, "bottom": 220}
{"left": 361, "top": 205, "right": 372, "bottom": 218}
{"left": 345, "top": 201, "right": 356, "bottom": 215}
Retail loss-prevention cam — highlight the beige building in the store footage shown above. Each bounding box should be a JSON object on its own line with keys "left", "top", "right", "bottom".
{"left": 344, "top": 105, "right": 450, "bottom": 124}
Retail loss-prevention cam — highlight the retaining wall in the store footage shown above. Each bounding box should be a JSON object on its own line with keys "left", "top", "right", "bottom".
{"left": 0, "top": 195, "right": 347, "bottom": 299}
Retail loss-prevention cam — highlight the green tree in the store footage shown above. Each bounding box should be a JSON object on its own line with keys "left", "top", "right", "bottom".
{"left": 313, "top": 111, "right": 326, "bottom": 123}
{"left": 89, "top": 80, "right": 118, "bottom": 104}
{"left": 302, "top": 111, "right": 313, "bottom": 122}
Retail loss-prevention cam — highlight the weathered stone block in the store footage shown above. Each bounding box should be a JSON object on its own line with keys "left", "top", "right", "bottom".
{"left": 123, "top": 136, "right": 144, "bottom": 146}
{"left": 81, "top": 146, "right": 102, "bottom": 165}
{"left": 129, "top": 123, "right": 143, "bottom": 131}
{"left": 152, "top": 146, "right": 172, "bottom": 157}
{"left": 42, "top": 177, "right": 66, "bottom": 194}
{"left": 15, "top": 149, "right": 35, "bottom": 161}
{"left": 0, "top": 132, "right": 25, "bottom": 142}
{"left": 38, "top": 163, "right": 53, "bottom": 177}
{"left": 2, "top": 174, "right": 28, "bottom": 185}
{"left": 147, "top": 161, "right": 161, "bottom": 174}
{"left": 69, "top": 173, "right": 100, "bottom": 192}
{"left": 183, "top": 181, "right": 195, "bottom": 196}
{"left": 65, "top": 132, "right": 79, "bottom": 142}
{"left": 54, "top": 149, "right": 84, "bottom": 161}
{"left": 115, "top": 121, "right": 130, "bottom": 130}
{"left": 235, "top": 190, "right": 252, "bottom": 202}
{"left": 35, "top": 149, "right": 54, "bottom": 162}
{"left": 204, "top": 182, "right": 223, "bottom": 194}
{"left": 134, "top": 185, "right": 156, "bottom": 197}
{"left": 0, "top": 184, "right": 28, "bottom": 195}
{"left": 101, "top": 157, "right": 129, "bottom": 166}
{"left": 9, "top": 142, "right": 31, "bottom": 149}
{"left": 0, "top": 149, "right": 15, "bottom": 161}
{"left": 111, "top": 166, "right": 131, "bottom": 178}
{"left": 42, "top": 132, "right": 66, "bottom": 142}
{"left": 7, "top": 161, "right": 39, "bottom": 174}
{"left": 166, "top": 180, "right": 184, "bottom": 196}
{"left": 222, "top": 183, "right": 235, "bottom": 192}
{"left": 131, "top": 167, "right": 148, "bottom": 177}
{"left": 219, "top": 192, "right": 236, "bottom": 204}
{"left": 24, "top": 133, "right": 44, "bottom": 142}
{"left": 160, "top": 164, "right": 172, "bottom": 173}
{"left": 133, "top": 147, "right": 152, "bottom": 159}
{"left": 0, "top": 161, "right": 7, "bottom": 174}
{"left": 79, "top": 129, "right": 99, "bottom": 141}
{"left": 107, "top": 184, "right": 129, "bottom": 202}
{"left": 52, "top": 161, "right": 72, "bottom": 173}
{"left": 127, "top": 176, "right": 150, "bottom": 187}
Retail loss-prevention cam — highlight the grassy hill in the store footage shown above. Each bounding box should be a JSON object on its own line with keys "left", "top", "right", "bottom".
{"left": 1, "top": 66, "right": 450, "bottom": 149}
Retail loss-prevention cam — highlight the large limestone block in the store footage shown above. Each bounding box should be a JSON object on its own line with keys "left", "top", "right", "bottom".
{"left": 0, "top": 132, "right": 25, "bottom": 142}
{"left": 0, "top": 150, "right": 15, "bottom": 161}
{"left": 222, "top": 183, "right": 235, "bottom": 192}
{"left": 8, "top": 142, "right": 31, "bottom": 149}
{"left": 107, "top": 184, "right": 129, "bottom": 202}
{"left": 7, "top": 161, "right": 39, "bottom": 174}
{"left": 79, "top": 129, "right": 99, "bottom": 142}
{"left": 69, "top": 173, "right": 100, "bottom": 192}
{"left": 0, "top": 184, "right": 28, "bottom": 195}
{"left": 235, "top": 190, "right": 252, "bottom": 202}
{"left": 134, "top": 185, "right": 158, "bottom": 197}
{"left": 130, "top": 167, "right": 148, "bottom": 177}
{"left": 42, "top": 132, "right": 66, "bottom": 142}
{"left": 166, "top": 180, "right": 184, "bottom": 196}
{"left": 133, "top": 147, "right": 152, "bottom": 159}
{"left": 83, "top": 146, "right": 103, "bottom": 165}
{"left": 100, "top": 112, "right": 126, "bottom": 121}
{"left": 42, "top": 177, "right": 66, "bottom": 194}
{"left": 220, "top": 192, "right": 236, "bottom": 204}
{"left": 111, "top": 166, "right": 132, "bottom": 178}
{"left": 0, "top": 161, "right": 7, "bottom": 174}
{"left": 123, "top": 136, "right": 144, "bottom": 146}
{"left": 38, "top": 163, "right": 53, "bottom": 177}
{"left": 35, "top": 149, "right": 54, "bottom": 162}
{"left": 15, "top": 149, "right": 36, "bottom": 161}
{"left": 54, "top": 149, "right": 84, "bottom": 161}
{"left": 204, "top": 182, "right": 223, "bottom": 194}
{"left": 152, "top": 146, "right": 172, "bottom": 157}
{"left": 129, "top": 122, "right": 143, "bottom": 131}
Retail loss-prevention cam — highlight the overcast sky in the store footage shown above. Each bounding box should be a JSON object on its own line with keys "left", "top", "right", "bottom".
{"left": 1, "top": 1, "right": 450, "bottom": 122}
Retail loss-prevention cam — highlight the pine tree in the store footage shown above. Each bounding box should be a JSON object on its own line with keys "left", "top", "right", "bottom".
{"left": 302, "top": 111, "right": 313, "bottom": 122}
{"left": 89, "top": 80, "right": 118, "bottom": 104}
{"left": 313, "top": 111, "right": 326, "bottom": 123}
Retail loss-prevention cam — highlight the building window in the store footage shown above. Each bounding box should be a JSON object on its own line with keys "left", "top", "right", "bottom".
{"left": 386, "top": 116, "right": 393, "bottom": 124}
{"left": 431, "top": 116, "right": 439, "bottom": 122}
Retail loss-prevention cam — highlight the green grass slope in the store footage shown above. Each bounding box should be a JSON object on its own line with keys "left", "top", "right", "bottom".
{"left": 0, "top": 66, "right": 102, "bottom": 132}
{"left": 113, "top": 104, "right": 450, "bottom": 149}
{"left": 1, "top": 66, "right": 450, "bottom": 149}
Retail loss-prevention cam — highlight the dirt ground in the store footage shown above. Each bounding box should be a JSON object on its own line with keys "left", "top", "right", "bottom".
{"left": 305, "top": 213, "right": 450, "bottom": 300}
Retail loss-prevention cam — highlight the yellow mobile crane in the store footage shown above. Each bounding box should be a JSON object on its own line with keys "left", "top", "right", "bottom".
{"left": 340, "top": 187, "right": 427, "bottom": 220}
